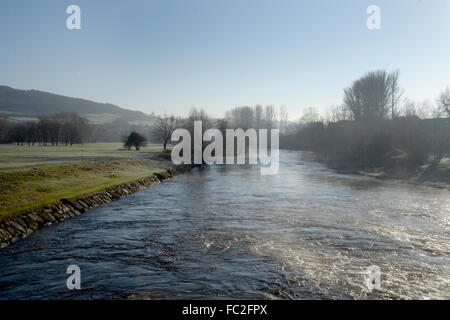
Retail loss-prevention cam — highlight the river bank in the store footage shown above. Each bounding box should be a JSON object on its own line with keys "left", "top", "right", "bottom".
{"left": 314, "top": 153, "right": 450, "bottom": 189}
{"left": 0, "top": 164, "right": 191, "bottom": 248}
{"left": 0, "top": 143, "right": 192, "bottom": 249}
{"left": 354, "top": 164, "right": 450, "bottom": 189}
{"left": 0, "top": 143, "right": 173, "bottom": 217}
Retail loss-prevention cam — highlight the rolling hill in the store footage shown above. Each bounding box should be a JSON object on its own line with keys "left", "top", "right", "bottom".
{"left": 0, "top": 86, "right": 156, "bottom": 125}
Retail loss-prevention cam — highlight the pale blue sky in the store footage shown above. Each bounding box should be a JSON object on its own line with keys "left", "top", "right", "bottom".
{"left": 0, "top": 0, "right": 449, "bottom": 119}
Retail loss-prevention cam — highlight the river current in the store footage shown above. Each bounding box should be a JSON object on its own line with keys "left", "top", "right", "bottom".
{"left": 0, "top": 151, "right": 449, "bottom": 299}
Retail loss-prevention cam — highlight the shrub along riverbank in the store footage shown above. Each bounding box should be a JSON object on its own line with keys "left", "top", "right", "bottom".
{"left": 281, "top": 117, "right": 450, "bottom": 188}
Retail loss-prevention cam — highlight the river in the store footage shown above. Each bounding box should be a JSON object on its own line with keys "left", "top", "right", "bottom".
{"left": 0, "top": 151, "right": 449, "bottom": 299}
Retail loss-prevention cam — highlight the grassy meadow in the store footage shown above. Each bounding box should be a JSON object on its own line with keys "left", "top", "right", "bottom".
{"left": 0, "top": 143, "right": 171, "bottom": 220}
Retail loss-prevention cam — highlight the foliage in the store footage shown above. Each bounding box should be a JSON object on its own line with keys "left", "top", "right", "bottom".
{"left": 124, "top": 131, "right": 147, "bottom": 151}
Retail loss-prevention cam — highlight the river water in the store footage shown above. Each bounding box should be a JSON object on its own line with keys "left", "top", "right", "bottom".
{"left": 0, "top": 151, "right": 449, "bottom": 299}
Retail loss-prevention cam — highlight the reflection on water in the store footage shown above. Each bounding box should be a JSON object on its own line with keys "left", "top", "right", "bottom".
{"left": 0, "top": 151, "right": 449, "bottom": 299}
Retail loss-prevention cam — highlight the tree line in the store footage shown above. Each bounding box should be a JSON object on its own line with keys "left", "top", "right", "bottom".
{"left": 281, "top": 70, "right": 450, "bottom": 170}
{"left": 2, "top": 69, "right": 449, "bottom": 170}
{"left": 147, "top": 105, "right": 288, "bottom": 152}
{"left": 0, "top": 113, "right": 91, "bottom": 146}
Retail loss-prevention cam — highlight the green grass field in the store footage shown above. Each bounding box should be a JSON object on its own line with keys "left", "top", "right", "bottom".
{"left": 0, "top": 143, "right": 171, "bottom": 220}
{"left": 0, "top": 143, "right": 165, "bottom": 168}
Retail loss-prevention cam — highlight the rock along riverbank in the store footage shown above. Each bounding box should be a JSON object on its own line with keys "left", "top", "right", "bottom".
{"left": 0, "top": 165, "right": 192, "bottom": 249}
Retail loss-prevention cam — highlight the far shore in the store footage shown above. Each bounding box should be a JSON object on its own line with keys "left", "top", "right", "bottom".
{"left": 310, "top": 152, "right": 450, "bottom": 189}
{"left": 357, "top": 165, "right": 450, "bottom": 189}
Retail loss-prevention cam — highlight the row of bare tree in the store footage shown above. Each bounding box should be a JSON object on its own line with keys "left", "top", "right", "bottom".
{"left": 150, "top": 105, "right": 289, "bottom": 150}
{"left": 1, "top": 113, "right": 91, "bottom": 146}
{"left": 224, "top": 105, "right": 287, "bottom": 131}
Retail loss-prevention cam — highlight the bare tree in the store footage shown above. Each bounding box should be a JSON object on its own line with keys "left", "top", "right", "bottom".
{"left": 344, "top": 70, "right": 392, "bottom": 121}
{"left": 401, "top": 98, "right": 418, "bottom": 117}
{"left": 179, "top": 108, "right": 212, "bottom": 164}
{"left": 184, "top": 108, "right": 212, "bottom": 132}
{"left": 48, "top": 120, "right": 61, "bottom": 146}
{"left": 38, "top": 117, "right": 50, "bottom": 145}
{"left": 0, "top": 117, "right": 11, "bottom": 142}
{"left": 437, "top": 87, "right": 450, "bottom": 117}
{"left": 343, "top": 86, "right": 362, "bottom": 121}
{"left": 6, "top": 113, "right": 90, "bottom": 146}
{"left": 254, "top": 105, "right": 263, "bottom": 130}
{"left": 400, "top": 99, "right": 439, "bottom": 119}
{"left": 215, "top": 118, "right": 227, "bottom": 133}
{"left": 264, "top": 105, "right": 277, "bottom": 129}
{"left": 240, "top": 106, "right": 254, "bottom": 130}
{"left": 9, "top": 123, "right": 26, "bottom": 145}
{"left": 388, "top": 70, "right": 403, "bottom": 119}
{"left": 279, "top": 105, "right": 288, "bottom": 133}
{"left": 327, "top": 104, "right": 352, "bottom": 123}
{"left": 25, "top": 121, "right": 38, "bottom": 146}
{"left": 225, "top": 106, "right": 254, "bottom": 129}
{"left": 152, "top": 115, "right": 177, "bottom": 150}
{"left": 300, "top": 107, "right": 321, "bottom": 124}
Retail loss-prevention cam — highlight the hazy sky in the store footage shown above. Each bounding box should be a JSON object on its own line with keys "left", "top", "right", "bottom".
{"left": 0, "top": 0, "right": 449, "bottom": 119}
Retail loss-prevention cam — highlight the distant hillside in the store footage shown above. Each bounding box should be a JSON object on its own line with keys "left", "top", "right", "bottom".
{"left": 0, "top": 86, "right": 156, "bottom": 125}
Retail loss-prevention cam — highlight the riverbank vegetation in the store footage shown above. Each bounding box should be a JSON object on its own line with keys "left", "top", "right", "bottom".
{"left": 0, "top": 143, "right": 173, "bottom": 220}
{"left": 1, "top": 69, "right": 449, "bottom": 188}
{"left": 280, "top": 70, "right": 450, "bottom": 186}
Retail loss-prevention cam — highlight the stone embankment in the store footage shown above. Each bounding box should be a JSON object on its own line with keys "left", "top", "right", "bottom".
{"left": 0, "top": 166, "right": 191, "bottom": 249}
